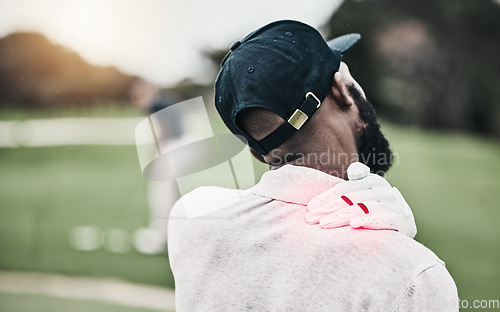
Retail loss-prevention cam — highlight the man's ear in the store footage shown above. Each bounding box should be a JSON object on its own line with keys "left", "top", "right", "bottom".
{"left": 331, "top": 72, "right": 355, "bottom": 107}
{"left": 249, "top": 148, "right": 267, "bottom": 164}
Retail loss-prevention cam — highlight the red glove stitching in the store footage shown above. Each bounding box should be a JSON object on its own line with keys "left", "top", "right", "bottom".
{"left": 357, "top": 203, "right": 369, "bottom": 214}
{"left": 341, "top": 195, "right": 354, "bottom": 206}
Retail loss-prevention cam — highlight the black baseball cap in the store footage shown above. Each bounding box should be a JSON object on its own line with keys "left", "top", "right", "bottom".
{"left": 215, "top": 20, "right": 360, "bottom": 155}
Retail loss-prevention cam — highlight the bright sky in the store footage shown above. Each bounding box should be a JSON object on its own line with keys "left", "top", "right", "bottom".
{"left": 0, "top": 0, "right": 343, "bottom": 86}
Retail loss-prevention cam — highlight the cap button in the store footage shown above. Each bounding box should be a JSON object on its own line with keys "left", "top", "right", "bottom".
{"left": 230, "top": 40, "right": 242, "bottom": 51}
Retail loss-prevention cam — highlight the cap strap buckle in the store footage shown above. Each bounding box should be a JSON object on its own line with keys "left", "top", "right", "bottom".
{"left": 288, "top": 109, "right": 308, "bottom": 130}
{"left": 305, "top": 91, "right": 321, "bottom": 108}
{"left": 287, "top": 92, "right": 321, "bottom": 130}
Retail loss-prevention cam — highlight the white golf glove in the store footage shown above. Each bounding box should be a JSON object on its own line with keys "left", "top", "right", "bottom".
{"left": 305, "top": 162, "right": 417, "bottom": 238}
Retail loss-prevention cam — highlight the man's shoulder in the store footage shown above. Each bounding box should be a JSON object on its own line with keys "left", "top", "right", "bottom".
{"left": 324, "top": 230, "right": 454, "bottom": 299}
{"left": 366, "top": 230, "right": 448, "bottom": 273}
{"left": 182, "top": 185, "right": 244, "bottom": 201}
{"left": 170, "top": 185, "right": 248, "bottom": 219}
{"left": 371, "top": 232, "right": 458, "bottom": 310}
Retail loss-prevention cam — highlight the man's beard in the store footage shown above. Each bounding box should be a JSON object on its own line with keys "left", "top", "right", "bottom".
{"left": 348, "top": 86, "right": 393, "bottom": 175}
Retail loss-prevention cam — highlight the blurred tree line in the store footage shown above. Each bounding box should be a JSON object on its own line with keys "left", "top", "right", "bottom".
{"left": 1, "top": 0, "right": 498, "bottom": 138}
{"left": 323, "top": 0, "right": 500, "bottom": 137}
{"left": 0, "top": 32, "right": 210, "bottom": 111}
{"left": 0, "top": 32, "right": 136, "bottom": 109}
{"left": 207, "top": 0, "right": 500, "bottom": 138}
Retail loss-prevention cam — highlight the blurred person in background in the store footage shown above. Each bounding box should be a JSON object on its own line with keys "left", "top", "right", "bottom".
{"left": 130, "top": 78, "right": 183, "bottom": 254}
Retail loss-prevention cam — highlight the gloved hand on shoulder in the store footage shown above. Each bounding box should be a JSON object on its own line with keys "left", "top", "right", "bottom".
{"left": 305, "top": 162, "right": 417, "bottom": 238}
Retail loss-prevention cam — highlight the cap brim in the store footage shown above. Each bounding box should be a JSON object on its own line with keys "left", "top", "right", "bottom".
{"left": 327, "top": 33, "right": 361, "bottom": 54}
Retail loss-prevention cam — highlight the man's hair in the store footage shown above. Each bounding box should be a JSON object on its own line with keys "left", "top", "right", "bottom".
{"left": 236, "top": 108, "right": 283, "bottom": 142}
{"left": 349, "top": 85, "right": 393, "bottom": 174}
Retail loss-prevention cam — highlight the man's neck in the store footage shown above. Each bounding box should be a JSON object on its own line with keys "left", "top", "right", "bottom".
{"left": 269, "top": 149, "right": 359, "bottom": 180}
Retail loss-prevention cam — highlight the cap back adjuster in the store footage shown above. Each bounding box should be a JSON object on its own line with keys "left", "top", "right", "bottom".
{"left": 254, "top": 91, "right": 321, "bottom": 154}
{"left": 288, "top": 92, "right": 321, "bottom": 130}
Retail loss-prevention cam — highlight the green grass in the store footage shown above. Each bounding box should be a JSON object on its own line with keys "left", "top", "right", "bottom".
{"left": 0, "top": 145, "right": 174, "bottom": 288}
{"left": 383, "top": 124, "right": 500, "bottom": 305}
{"left": 0, "top": 293, "right": 172, "bottom": 312}
{"left": 0, "top": 102, "right": 144, "bottom": 120}
{"left": 0, "top": 114, "right": 499, "bottom": 309}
